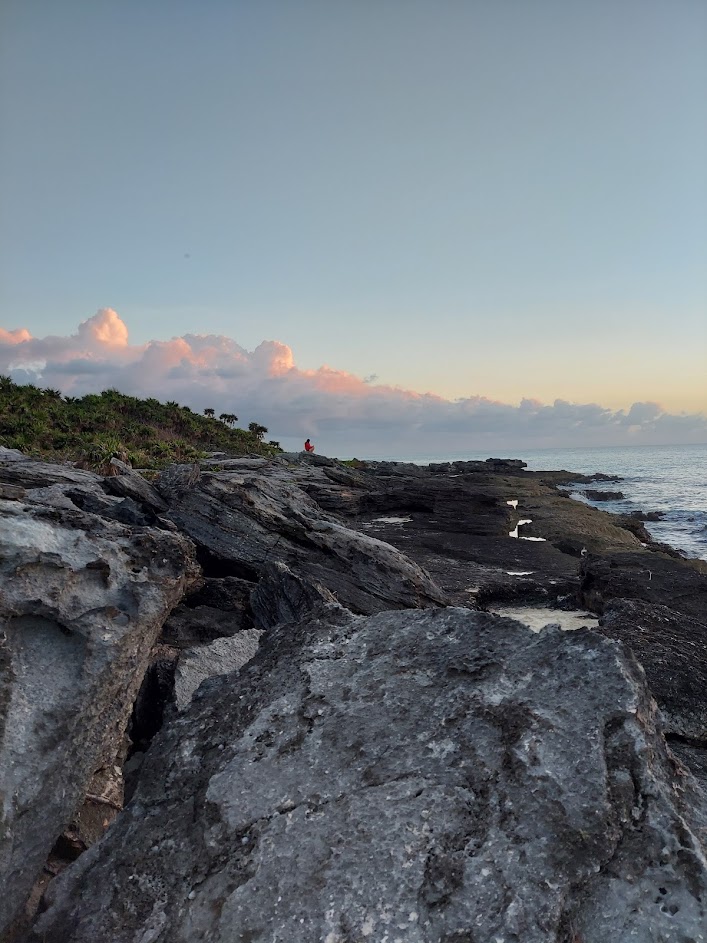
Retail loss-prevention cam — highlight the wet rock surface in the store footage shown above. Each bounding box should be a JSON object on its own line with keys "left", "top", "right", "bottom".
{"left": 31, "top": 608, "right": 707, "bottom": 943}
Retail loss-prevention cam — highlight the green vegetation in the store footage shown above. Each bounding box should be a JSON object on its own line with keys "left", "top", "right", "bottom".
{"left": 0, "top": 377, "right": 281, "bottom": 471}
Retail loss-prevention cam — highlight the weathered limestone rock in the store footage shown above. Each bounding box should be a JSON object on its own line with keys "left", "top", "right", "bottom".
{"left": 0, "top": 456, "right": 106, "bottom": 491}
{"left": 0, "top": 447, "right": 25, "bottom": 461}
{"left": 62, "top": 488, "right": 156, "bottom": 527}
{"left": 0, "top": 483, "right": 25, "bottom": 501}
{"left": 579, "top": 552, "right": 707, "bottom": 623}
{"left": 128, "top": 645, "right": 181, "bottom": 753}
{"left": 186, "top": 576, "right": 255, "bottom": 614}
{"left": 32, "top": 609, "right": 707, "bottom": 943}
{"left": 250, "top": 560, "right": 338, "bottom": 630}
{"left": 166, "top": 473, "right": 448, "bottom": 613}
{"left": 160, "top": 604, "right": 250, "bottom": 649}
{"left": 173, "top": 630, "right": 263, "bottom": 710}
{"left": 154, "top": 462, "right": 201, "bottom": 500}
{"left": 598, "top": 598, "right": 707, "bottom": 742}
{"left": 0, "top": 491, "right": 199, "bottom": 935}
{"left": 160, "top": 577, "right": 256, "bottom": 650}
{"left": 104, "top": 458, "right": 168, "bottom": 515}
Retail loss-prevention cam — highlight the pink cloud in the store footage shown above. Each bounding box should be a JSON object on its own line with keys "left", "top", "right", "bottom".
{"left": 77, "top": 308, "right": 129, "bottom": 347}
{"left": 0, "top": 327, "right": 32, "bottom": 345}
{"left": 1, "top": 309, "right": 705, "bottom": 455}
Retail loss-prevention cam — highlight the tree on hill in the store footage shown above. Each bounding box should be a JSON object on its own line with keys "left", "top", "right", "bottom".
{"left": 248, "top": 422, "right": 268, "bottom": 440}
{"left": 203, "top": 408, "right": 215, "bottom": 418}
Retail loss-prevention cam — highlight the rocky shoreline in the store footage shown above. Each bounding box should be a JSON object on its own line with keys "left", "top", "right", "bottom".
{"left": 1, "top": 447, "right": 706, "bottom": 941}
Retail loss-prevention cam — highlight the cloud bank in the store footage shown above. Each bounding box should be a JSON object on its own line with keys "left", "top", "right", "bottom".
{"left": 2, "top": 309, "right": 705, "bottom": 457}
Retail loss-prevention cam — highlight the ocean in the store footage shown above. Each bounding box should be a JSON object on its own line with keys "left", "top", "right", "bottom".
{"left": 386, "top": 444, "right": 707, "bottom": 561}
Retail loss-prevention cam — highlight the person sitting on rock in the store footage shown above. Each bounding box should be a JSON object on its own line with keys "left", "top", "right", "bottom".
{"left": 304, "top": 438, "right": 315, "bottom": 453}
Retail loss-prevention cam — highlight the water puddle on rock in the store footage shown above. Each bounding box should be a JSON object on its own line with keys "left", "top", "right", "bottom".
{"left": 507, "top": 500, "right": 546, "bottom": 541}
{"left": 508, "top": 519, "right": 546, "bottom": 541}
{"left": 368, "top": 516, "right": 413, "bottom": 525}
{"left": 489, "top": 605, "right": 599, "bottom": 633}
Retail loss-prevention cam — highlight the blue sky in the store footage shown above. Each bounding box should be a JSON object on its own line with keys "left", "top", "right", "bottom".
{"left": 1, "top": 0, "right": 705, "bottom": 451}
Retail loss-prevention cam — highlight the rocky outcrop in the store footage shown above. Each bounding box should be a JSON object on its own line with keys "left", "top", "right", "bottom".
{"left": 3, "top": 450, "right": 707, "bottom": 941}
{"left": 250, "top": 561, "right": 338, "bottom": 630}
{"left": 585, "top": 489, "right": 625, "bottom": 501}
{"left": 161, "top": 602, "right": 250, "bottom": 649}
{"left": 579, "top": 551, "right": 707, "bottom": 623}
{"left": 104, "top": 458, "right": 168, "bottom": 515}
{"left": 0, "top": 457, "right": 199, "bottom": 936}
{"left": 173, "top": 631, "right": 263, "bottom": 710}
{"left": 31, "top": 607, "right": 707, "bottom": 943}
{"left": 165, "top": 471, "right": 448, "bottom": 613}
{"left": 597, "top": 598, "right": 707, "bottom": 742}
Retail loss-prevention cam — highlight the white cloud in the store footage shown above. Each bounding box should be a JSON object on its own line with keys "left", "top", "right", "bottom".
{"left": 1, "top": 309, "right": 705, "bottom": 456}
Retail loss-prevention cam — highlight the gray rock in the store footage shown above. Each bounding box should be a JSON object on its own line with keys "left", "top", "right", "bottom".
{"left": 0, "top": 453, "right": 102, "bottom": 489}
{"left": 0, "top": 446, "right": 26, "bottom": 460}
{"left": 128, "top": 647, "right": 180, "bottom": 754}
{"left": 0, "top": 497, "right": 199, "bottom": 935}
{"left": 167, "top": 473, "right": 447, "bottom": 614}
{"left": 161, "top": 604, "right": 251, "bottom": 649}
{"left": 173, "top": 630, "right": 264, "bottom": 710}
{"left": 598, "top": 598, "right": 707, "bottom": 743}
{"left": 65, "top": 489, "right": 155, "bottom": 526}
{"left": 154, "top": 463, "right": 201, "bottom": 500}
{"left": 200, "top": 457, "right": 274, "bottom": 472}
{"left": 186, "top": 576, "right": 255, "bottom": 613}
{"left": 579, "top": 552, "right": 707, "bottom": 624}
{"left": 250, "top": 560, "right": 337, "bottom": 630}
{"left": 104, "top": 460, "right": 168, "bottom": 514}
{"left": 22, "top": 482, "right": 95, "bottom": 511}
{"left": 0, "top": 482, "right": 26, "bottom": 500}
{"left": 32, "top": 609, "right": 707, "bottom": 943}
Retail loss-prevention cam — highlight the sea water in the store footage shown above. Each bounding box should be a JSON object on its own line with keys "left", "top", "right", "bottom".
{"left": 385, "top": 444, "right": 707, "bottom": 561}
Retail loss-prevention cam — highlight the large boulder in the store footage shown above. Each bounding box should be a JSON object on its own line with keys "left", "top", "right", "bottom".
{"left": 32, "top": 608, "right": 707, "bottom": 942}
{"left": 579, "top": 551, "right": 707, "bottom": 623}
{"left": 173, "top": 631, "right": 263, "bottom": 711}
{"left": 250, "top": 560, "right": 337, "bottom": 630}
{"left": 597, "top": 598, "right": 707, "bottom": 742}
{"left": 0, "top": 487, "right": 199, "bottom": 935}
{"left": 165, "top": 472, "right": 447, "bottom": 613}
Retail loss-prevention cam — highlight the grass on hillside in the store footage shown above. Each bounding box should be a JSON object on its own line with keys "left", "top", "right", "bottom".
{"left": 0, "top": 377, "right": 281, "bottom": 471}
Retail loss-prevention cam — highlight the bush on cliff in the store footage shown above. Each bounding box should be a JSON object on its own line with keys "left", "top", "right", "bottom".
{"left": 0, "top": 378, "right": 281, "bottom": 468}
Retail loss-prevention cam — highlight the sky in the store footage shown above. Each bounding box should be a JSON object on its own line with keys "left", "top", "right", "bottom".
{"left": 1, "top": 1, "right": 706, "bottom": 456}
